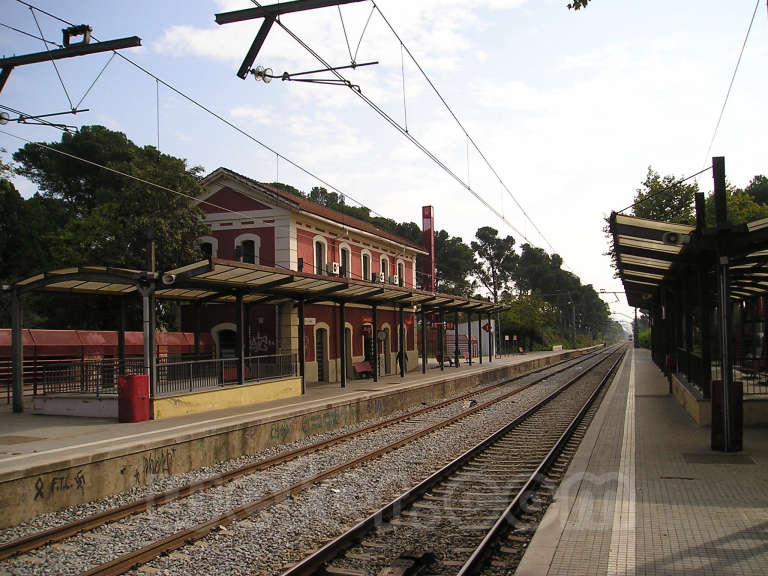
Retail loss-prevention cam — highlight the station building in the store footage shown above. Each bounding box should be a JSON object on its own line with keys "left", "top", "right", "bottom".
{"left": 185, "top": 167, "right": 427, "bottom": 384}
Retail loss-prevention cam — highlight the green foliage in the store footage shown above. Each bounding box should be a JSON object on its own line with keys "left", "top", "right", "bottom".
{"left": 12, "top": 126, "right": 209, "bottom": 273}
{"left": 704, "top": 185, "right": 768, "bottom": 226}
{"left": 568, "top": 0, "right": 591, "bottom": 9}
{"left": 638, "top": 328, "right": 651, "bottom": 349}
{"left": 434, "top": 230, "right": 474, "bottom": 296}
{"left": 471, "top": 227, "right": 518, "bottom": 304}
{"left": 745, "top": 175, "right": 768, "bottom": 205}
{"left": 631, "top": 167, "right": 697, "bottom": 224}
{"left": 4, "top": 125, "right": 209, "bottom": 328}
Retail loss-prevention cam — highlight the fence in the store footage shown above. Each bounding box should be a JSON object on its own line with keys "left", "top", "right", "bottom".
{"left": 154, "top": 353, "right": 297, "bottom": 396}
{"left": 2, "top": 353, "right": 297, "bottom": 402}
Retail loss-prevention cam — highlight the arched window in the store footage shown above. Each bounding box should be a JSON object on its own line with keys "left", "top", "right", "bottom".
{"left": 314, "top": 236, "right": 327, "bottom": 275}
{"left": 397, "top": 260, "right": 405, "bottom": 287}
{"left": 198, "top": 236, "right": 218, "bottom": 259}
{"left": 339, "top": 243, "right": 351, "bottom": 278}
{"left": 235, "top": 233, "right": 261, "bottom": 265}
{"left": 380, "top": 256, "right": 389, "bottom": 281}
{"left": 361, "top": 250, "right": 372, "bottom": 282}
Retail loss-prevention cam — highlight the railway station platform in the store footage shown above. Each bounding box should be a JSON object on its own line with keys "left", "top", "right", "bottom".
{"left": 0, "top": 348, "right": 587, "bottom": 529}
{"left": 517, "top": 347, "right": 768, "bottom": 576}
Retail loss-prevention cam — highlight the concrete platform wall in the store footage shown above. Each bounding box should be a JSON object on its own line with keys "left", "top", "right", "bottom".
{"left": 0, "top": 349, "right": 591, "bottom": 529}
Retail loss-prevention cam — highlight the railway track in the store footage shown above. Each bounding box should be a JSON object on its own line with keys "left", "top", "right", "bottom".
{"left": 281, "top": 346, "right": 625, "bottom": 576}
{"left": 0, "top": 347, "right": 614, "bottom": 576}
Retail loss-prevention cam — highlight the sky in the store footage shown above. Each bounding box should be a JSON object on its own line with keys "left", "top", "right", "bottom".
{"left": 1, "top": 0, "right": 767, "bottom": 329}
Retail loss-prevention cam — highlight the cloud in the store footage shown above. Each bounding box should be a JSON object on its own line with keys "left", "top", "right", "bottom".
{"left": 230, "top": 105, "right": 274, "bottom": 125}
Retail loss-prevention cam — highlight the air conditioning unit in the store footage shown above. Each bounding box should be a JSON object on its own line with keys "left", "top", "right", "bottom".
{"left": 326, "top": 262, "right": 340, "bottom": 275}
{"left": 390, "top": 274, "right": 399, "bottom": 286}
{"left": 378, "top": 272, "right": 386, "bottom": 283}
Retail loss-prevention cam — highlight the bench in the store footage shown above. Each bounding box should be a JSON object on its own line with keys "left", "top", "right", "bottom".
{"left": 353, "top": 361, "right": 374, "bottom": 379}
{"left": 441, "top": 352, "right": 469, "bottom": 367}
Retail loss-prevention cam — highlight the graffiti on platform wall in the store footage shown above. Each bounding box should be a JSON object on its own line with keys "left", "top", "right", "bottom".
{"left": 301, "top": 409, "right": 339, "bottom": 436}
{"left": 270, "top": 422, "right": 291, "bottom": 443}
{"left": 142, "top": 447, "right": 176, "bottom": 479}
{"left": 299, "top": 404, "right": 360, "bottom": 437}
{"left": 33, "top": 469, "right": 86, "bottom": 501}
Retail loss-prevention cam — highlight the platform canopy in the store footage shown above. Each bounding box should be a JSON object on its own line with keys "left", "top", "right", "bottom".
{"left": 6, "top": 259, "right": 503, "bottom": 314}
{"left": 610, "top": 212, "right": 768, "bottom": 308}
{"left": 160, "top": 259, "right": 501, "bottom": 313}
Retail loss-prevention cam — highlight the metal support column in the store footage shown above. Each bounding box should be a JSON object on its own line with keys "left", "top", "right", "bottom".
{"left": 118, "top": 297, "right": 126, "bottom": 375}
{"left": 10, "top": 289, "right": 23, "bottom": 413}
{"left": 421, "top": 308, "right": 427, "bottom": 374}
{"left": 340, "top": 302, "right": 347, "bottom": 388}
{"left": 139, "top": 280, "right": 157, "bottom": 399}
{"left": 439, "top": 308, "right": 445, "bottom": 371}
{"left": 372, "top": 304, "right": 379, "bottom": 382}
{"left": 478, "top": 312, "right": 483, "bottom": 364}
{"left": 488, "top": 312, "right": 493, "bottom": 362}
{"left": 467, "top": 313, "right": 472, "bottom": 366}
{"left": 236, "top": 293, "right": 245, "bottom": 385}
{"left": 298, "top": 298, "right": 305, "bottom": 394}
{"left": 454, "top": 310, "right": 460, "bottom": 368}
{"left": 193, "top": 302, "right": 201, "bottom": 358}
{"left": 398, "top": 305, "right": 405, "bottom": 378}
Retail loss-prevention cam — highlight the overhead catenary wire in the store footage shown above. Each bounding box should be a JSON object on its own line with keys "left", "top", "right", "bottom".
{"left": 616, "top": 165, "right": 712, "bottom": 215}
{"left": 0, "top": 20, "right": 60, "bottom": 46}
{"left": 11, "top": 0, "right": 397, "bottom": 227}
{"left": 371, "top": 1, "right": 556, "bottom": 254}
{"left": 702, "top": 0, "right": 761, "bottom": 167}
{"left": 28, "top": 5, "right": 73, "bottom": 110}
{"left": 261, "top": 4, "right": 534, "bottom": 246}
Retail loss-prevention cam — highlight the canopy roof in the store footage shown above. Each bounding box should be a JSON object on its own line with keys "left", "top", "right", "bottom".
{"left": 7, "top": 259, "right": 503, "bottom": 314}
{"left": 610, "top": 212, "right": 768, "bottom": 308}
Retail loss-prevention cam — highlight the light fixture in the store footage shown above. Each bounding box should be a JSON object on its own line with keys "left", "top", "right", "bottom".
{"left": 0, "top": 112, "right": 9, "bottom": 125}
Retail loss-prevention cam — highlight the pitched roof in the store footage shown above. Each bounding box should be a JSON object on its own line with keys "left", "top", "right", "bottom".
{"left": 203, "top": 167, "right": 426, "bottom": 254}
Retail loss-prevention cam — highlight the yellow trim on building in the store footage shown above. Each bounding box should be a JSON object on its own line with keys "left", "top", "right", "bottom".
{"left": 152, "top": 377, "right": 302, "bottom": 420}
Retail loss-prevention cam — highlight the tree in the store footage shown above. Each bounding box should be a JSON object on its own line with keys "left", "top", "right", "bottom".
{"left": 8, "top": 125, "right": 210, "bottom": 329}
{"left": 704, "top": 186, "right": 768, "bottom": 226}
{"left": 471, "top": 227, "right": 517, "bottom": 304}
{"left": 568, "top": 0, "right": 591, "bottom": 9}
{"left": 434, "top": 230, "right": 474, "bottom": 296}
{"left": 631, "top": 167, "right": 697, "bottom": 224}
{"left": 745, "top": 175, "right": 768, "bottom": 206}
{"left": 13, "top": 125, "right": 209, "bottom": 273}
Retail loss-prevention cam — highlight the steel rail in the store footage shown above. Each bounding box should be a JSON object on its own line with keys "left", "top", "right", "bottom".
{"left": 71, "top": 349, "right": 613, "bottom": 576}
{"left": 0, "top": 350, "right": 600, "bottom": 561}
{"left": 279, "top": 347, "right": 623, "bottom": 576}
{"left": 457, "top": 349, "right": 625, "bottom": 574}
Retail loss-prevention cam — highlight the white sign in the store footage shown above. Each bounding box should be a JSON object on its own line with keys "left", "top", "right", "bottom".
{"left": 504, "top": 335, "right": 510, "bottom": 341}
{"left": 304, "top": 317, "right": 316, "bottom": 326}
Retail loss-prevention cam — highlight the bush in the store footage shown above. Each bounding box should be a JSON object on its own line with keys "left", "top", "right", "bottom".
{"left": 638, "top": 328, "right": 651, "bottom": 349}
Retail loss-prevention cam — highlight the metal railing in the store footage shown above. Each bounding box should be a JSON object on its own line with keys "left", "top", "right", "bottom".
{"left": 155, "top": 353, "right": 297, "bottom": 397}
{"left": 731, "top": 357, "right": 768, "bottom": 396}
{"left": 2, "top": 353, "right": 298, "bottom": 402}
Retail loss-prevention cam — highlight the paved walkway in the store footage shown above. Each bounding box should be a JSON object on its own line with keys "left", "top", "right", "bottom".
{"left": 517, "top": 347, "right": 768, "bottom": 576}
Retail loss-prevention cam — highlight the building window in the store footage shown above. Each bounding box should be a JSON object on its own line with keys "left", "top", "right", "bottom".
{"left": 198, "top": 236, "right": 218, "bottom": 259}
{"left": 362, "top": 252, "right": 371, "bottom": 282}
{"left": 314, "top": 238, "right": 326, "bottom": 275}
{"left": 397, "top": 261, "right": 405, "bottom": 287}
{"left": 381, "top": 257, "right": 389, "bottom": 280}
{"left": 234, "top": 234, "right": 260, "bottom": 265}
{"left": 340, "top": 245, "right": 350, "bottom": 278}
{"left": 241, "top": 240, "right": 256, "bottom": 264}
